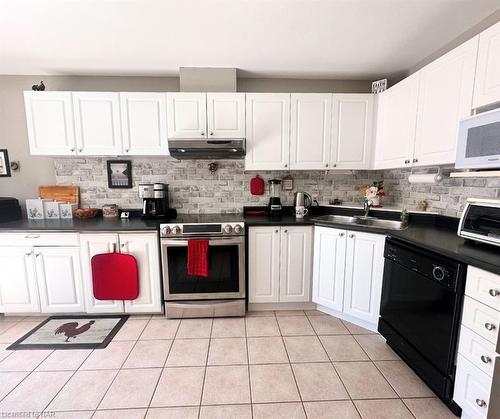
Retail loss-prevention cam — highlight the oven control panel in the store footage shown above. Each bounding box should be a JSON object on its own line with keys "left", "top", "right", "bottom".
{"left": 160, "top": 222, "right": 245, "bottom": 237}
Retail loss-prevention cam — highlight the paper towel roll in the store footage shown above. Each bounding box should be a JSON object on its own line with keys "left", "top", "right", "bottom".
{"left": 408, "top": 173, "right": 443, "bottom": 184}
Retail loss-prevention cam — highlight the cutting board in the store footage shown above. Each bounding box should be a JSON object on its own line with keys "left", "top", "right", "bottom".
{"left": 38, "top": 185, "right": 79, "bottom": 205}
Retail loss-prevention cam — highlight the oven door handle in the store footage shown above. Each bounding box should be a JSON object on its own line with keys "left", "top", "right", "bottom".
{"left": 161, "top": 237, "right": 244, "bottom": 246}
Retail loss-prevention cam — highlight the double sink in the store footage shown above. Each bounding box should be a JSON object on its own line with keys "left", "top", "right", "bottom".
{"left": 312, "top": 214, "right": 407, "bottom": 230}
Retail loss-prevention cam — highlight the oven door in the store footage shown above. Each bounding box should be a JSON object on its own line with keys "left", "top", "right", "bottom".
{"left": 162, "top": 237, "right": 245, "bottom": 300}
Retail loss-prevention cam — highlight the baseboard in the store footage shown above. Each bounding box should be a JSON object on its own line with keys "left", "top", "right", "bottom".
{"left": 248, "top": 302, "right": 316, "bottom": 311}
{"left": 315, "top": 305, "right": 379, "bottom": 333}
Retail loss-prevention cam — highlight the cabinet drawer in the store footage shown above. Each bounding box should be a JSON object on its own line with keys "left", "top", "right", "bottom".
{"left": 458, "top": 325, "right": 498, "bottom": 377}
{"left": 462, "top": 296, "right": 500, "bottom": 351}
{"left": 0, "top": 233, "right": 80, "bottom": 247}
{"left": 467, "top": 267, "right": 500, "bottom": 311}
{"left": 454, "top": 354, "right": 492, "bottom": 419}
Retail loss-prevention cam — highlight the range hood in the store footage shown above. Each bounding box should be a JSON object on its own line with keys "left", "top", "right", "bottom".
{"left": 168, "top": 139, "right": 245, "bottom": 160}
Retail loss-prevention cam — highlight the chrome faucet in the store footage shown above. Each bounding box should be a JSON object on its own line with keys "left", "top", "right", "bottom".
{"left": 363, "top": 199, "right": 373, "bottom": 218}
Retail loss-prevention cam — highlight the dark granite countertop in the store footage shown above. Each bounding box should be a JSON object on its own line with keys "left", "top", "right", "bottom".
{"left": 1, "top": 207, "right": 500, "bottom": 274}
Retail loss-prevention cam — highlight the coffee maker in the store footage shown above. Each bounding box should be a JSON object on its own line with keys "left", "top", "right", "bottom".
{"left": 139, "top": 183, "right": 169, "bottom": 218}
{"left": 268, "top": 179, "right": 283, "bottom": 216}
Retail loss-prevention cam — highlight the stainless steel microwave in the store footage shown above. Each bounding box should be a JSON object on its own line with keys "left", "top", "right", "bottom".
{"left": 458, "top": 198, "right": 500, "bottom": 247}
{"left": 456, "top": 108, "right": 500, "bottom": 169}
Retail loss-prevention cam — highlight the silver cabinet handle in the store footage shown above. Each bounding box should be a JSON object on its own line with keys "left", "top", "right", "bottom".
{"left": 25, "top": 234, "right": 40, "bottom": 239}
{"left": 339, "top": 233, "right": 345, "bottom": 237}
{"left": 34, "top": 253, "right": 40, "bottom": 257}
{"left": 333, "top": 164, "right": 337, "bottom": 167}
{"left": 284, "top": 164, "right": 288, "bottom": 168}
{"left": 349, "top": 234, "right": 355, "bottom": 238}
{"left": 25, "top": 250, "right": 32, "bottom": 257}
{"left": 404, "top": 159, "right": 410, "bottom": 164}
{"left": 481, "top": 355, "right": 491, "bottom": 364}
{"left": 489, "top": 289, "right": 499, "bottom": 297}
{"left": 284, "top": 229, "right": 288, "bottom": 233}
{"left": 125, "top": 149, "right": 129, "bottom": 153}
{"left": 413, "top": 158, "right": 418, "bottom": 163}
{"left": 78, "top": 148, "right": 83, "bottom": 152}
{"left": 275, "top": 229, "right": 279, "bottom": 233}
{"left": 201, "top": 132, "right": 205, "bottom": 136}
{"left": 120, "top": 243, "right": 126, "bottom": 248}
{"left": 325, "top": 164, "right": 329, "bottom": 168}
{"left": 70, "top": 148, "right": 75, "bottom": 152}
{"left": 485, "top": 323, "right": 496, "bottom": 331}
{"left": 210, "top": 132, "right": 214, "bottom": 136}
{"left": 476, "top": 399, "right": 487, "bottom": 408}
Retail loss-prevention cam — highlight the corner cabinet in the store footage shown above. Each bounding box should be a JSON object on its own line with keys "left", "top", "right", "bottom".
{"left": 312, "top": 226, "right": 385, "bottom": 328}
{"left": 248, "top": 226, "right": 313, "bottom": 303}
{"left": 474, "top": 20, "right": 500, "bottom": 109}
{"left": 80, "top": 232, "right": 162, "bottom": 314}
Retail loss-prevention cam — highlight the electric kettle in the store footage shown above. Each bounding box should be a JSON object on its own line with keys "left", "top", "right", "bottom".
{"left": 294, "top": 192, "right": 312, "bottom": 208}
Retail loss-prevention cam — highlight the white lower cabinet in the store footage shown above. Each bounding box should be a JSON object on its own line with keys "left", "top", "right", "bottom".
{"left": 248, "top": 226, "right": 313, "bottom": 304}
{"left": 34, "top": 246, "right": 85, "bottom": 313}
{"left": 80, "top": 232, "right": 162, "bottom": 314}
{"left": 0, "top": 247, "right": 40, "bottom": 313}
{"left": 312, "top": 226, "right": 385, "bottom": 327}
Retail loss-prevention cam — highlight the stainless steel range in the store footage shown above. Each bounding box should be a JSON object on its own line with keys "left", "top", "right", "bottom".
{"left": 160, "top": 217, "right": 245, "bottom": 318}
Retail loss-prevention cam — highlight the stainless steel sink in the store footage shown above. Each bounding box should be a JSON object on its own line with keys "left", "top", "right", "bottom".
{"left": 312, "top": 214, "right": 407, "bottom": 230}
{"left": 312, "top": 215, "right": 358, "bottom": 224}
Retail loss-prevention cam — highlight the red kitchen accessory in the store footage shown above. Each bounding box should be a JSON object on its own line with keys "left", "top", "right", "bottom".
{"left": 187, "top": 239, "right": 209, "bottom": 277}
{"left": 91, "top": 248, "right": 139, "bottom": 300}
{"left": 250, "top": 175, "right": 265, "bottom": 195}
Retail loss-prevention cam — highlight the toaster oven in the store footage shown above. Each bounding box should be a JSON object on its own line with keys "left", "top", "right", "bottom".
{"left": 458, "top": 198, "right": 500, "bottom": 247}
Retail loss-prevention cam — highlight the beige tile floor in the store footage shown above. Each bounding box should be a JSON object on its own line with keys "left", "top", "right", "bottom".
{"left": 0, "top": 311, "right": 458, "bottom": 418}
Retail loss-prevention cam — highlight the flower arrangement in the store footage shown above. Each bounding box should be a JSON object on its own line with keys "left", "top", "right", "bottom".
{"left": 359, "top": 181, "right": 385, "bottom": 207}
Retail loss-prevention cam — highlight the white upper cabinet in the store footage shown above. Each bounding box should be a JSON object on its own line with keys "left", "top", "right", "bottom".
{"left": 331, "top": 94, "right": 374, "bottom": 169}
{"left": 166, "top": 93, "right": 207, "bottom": 139}
{"left": 290, "top": 93, "right": 332, "bottom": 170}
{"left": 374, "top": 73, "right": 420, "bottom": 169}
{"left": 248, "top": 226, "right": 281, "bottom": 303}
{"left": 24, "top": 91, "right": 77, "bottom": 156}
{"left": 414, "top": 37, "right": 478, "bottom": 166}
{"left": 73, "top": 92, "right": 122, "bottom": 155}
{"left": 245, "top": 93, "right": 291, "bottom": 170}
{"left": 120, "top": 92, "right": 169, "bottom": 155}
{"left": 312, "top": 226, "right": 346, "bottom": 312}
{"left": 279, "top": 226, "right": 313, "bottom": 303}
{"left": 206, "top": 93, "right": 246, "bottom": 138}
{"left": 120, "top": 233, "right": 162, "bottom": 314}
{"left": 474, "top": 21, "right": 500, "bottom": 108}
{"left": 343, "top": 231, "right": 385, "bottom": 324}
{"left": 34, "top": 246, "right": 85, "bottom": 313}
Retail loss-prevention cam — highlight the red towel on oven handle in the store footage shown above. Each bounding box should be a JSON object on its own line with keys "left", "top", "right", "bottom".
{"left": 187, "top": 239, "right": 209, "bottom": 277}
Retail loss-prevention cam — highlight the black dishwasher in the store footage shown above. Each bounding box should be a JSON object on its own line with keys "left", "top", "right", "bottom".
{"left": 378, "top": 237, "right": 466, "bottom": 415}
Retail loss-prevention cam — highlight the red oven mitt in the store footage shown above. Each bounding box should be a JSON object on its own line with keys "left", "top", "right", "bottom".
{"left": 187, "top": 239, "right": 209, "bottom": 277}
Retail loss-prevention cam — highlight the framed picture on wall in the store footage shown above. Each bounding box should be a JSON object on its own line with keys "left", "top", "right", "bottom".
{"left": 107, "top": 160, "right": 132, "bottom": 189}
{"left": 0, "top": 149, "right": 11, "bottom": 177}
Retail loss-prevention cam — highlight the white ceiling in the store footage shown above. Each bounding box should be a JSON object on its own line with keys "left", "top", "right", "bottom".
{"left": 1, "top": 0, "right": 499, "bottom": 79}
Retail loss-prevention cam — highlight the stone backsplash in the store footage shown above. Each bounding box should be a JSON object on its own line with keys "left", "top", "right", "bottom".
{"left": 54, "top": 157, "right": 500, "bottom": 217}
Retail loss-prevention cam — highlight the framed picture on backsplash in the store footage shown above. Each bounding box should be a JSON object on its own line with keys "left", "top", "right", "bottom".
{"left": 107, "top": 160, "right": 132, "bottom": 189}
{"left": 0, "top": 149, "right": 11, "bottom": 177}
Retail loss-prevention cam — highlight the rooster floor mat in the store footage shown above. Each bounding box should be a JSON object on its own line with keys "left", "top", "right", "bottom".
{"left": 7, "top": 315, "right": 129, "bottom": 350}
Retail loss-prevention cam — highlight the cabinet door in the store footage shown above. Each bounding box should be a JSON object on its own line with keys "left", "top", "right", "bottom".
{"left": 280, "top": 226, "right": 313, "bottom": 303}
{"left": 290, "top": 93, "right": 332, "bottom": 170}
{"left": 414, "top": 37, "right": 478, "bottom": 166}
{"left": 120, "top": 92, "right": 169, "bottom": 155}
{"left": 312, "top": 227, "right": 346, "bottom": 311}
{"left": 331, "top": 94, "right": 374, "bottom": 169}
{"left": 80, "top": 234, "right": 124, "bottom": 313}
{"left": 24, "top": 91, "right": 76, "bottom": 156}
{"left": 73, "top": 92, "right": 122, "bottom": 155}
{"left": 245, "top": 93, "right": 290, "bottom": 170}
{"left": 34, "top": 247, "right": 85, "bottom": 313}
{"left": 206, "top": 93, "right": 245, "bottom": 138}
{"left": 166, "top": 93, "right": 207, "bottom": 139}
{"left": 474, "top": 21, "right": 500, "bottom": 108}
{"left": 343, "top": 231, "right": 385, "bottom": 325}
{"left": 248, "top": 227, "right": 281, "bottom": 303}
{"left": 374, "top": 73, "right": 419, "bottom": 169}
{"left": 0, "top": 247, "right": 40, "bottom": 313}
{"left": 120, "top": 233, "right": 162, "bottom": 313}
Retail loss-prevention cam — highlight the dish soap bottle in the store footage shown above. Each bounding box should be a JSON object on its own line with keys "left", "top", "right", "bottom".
{"left": 400, "top": 208, "right": 409, "bottom": 226}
